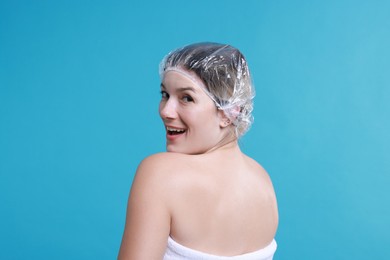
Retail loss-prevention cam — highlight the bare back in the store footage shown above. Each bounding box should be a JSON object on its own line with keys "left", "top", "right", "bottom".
{"left": 164, "top": 145, "right": 278, "bottom": 256}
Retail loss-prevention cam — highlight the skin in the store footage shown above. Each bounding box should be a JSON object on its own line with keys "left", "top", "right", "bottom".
{"left": 159, "top": 70, "right": 231, "bottom": 154}
{"left": 118, "top": 70, "right": 278, "bottom": 259}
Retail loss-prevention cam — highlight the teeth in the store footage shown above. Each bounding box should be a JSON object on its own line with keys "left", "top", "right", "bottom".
{"left": 167, "top": 127, "right": 185, "bottom": 132}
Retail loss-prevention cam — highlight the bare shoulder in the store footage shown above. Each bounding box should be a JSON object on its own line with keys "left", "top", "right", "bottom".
{"left": 129, "top": 152, "right": 199, "bottom": 215}
{"left": 132, "top": 152, "right": 195, "bottom": 190}
{"left": 136, "top": 152, "right": 193, "bottom": 176}
{"left": 118, "top": 153, "right": 186, "bottom": 259}
{"left": 243, "top": 154, "right": 279, "bottom": 231}
{"left": 243, "top": 154, "right": 274, "bottom": 184}
{"left": 139, "top": 152, "right": 189, "bottom": 166}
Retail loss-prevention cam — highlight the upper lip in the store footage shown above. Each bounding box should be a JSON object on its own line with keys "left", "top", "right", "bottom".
{"left": 165, "top": 125, "right": 187, "bottom": 131}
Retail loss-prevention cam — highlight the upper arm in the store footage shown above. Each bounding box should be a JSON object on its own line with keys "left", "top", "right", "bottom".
{"left": 118, "top": 157, "right": 171, "bottom": 260}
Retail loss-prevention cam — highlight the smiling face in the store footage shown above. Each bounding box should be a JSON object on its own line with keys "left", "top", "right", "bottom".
{"left": 159, "top": 70, "right": 228, "bottom": 154}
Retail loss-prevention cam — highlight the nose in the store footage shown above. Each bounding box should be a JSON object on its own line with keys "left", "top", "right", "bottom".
{"left": 159, "top": 99, "right": 178, "bottom": 120}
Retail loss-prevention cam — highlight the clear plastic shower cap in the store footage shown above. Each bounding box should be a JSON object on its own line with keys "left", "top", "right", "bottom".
{"left": 159, "top": 42, "right": 255, "bottom": 138}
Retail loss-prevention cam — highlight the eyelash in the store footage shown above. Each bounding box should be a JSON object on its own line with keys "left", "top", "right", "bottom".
{"left": 160, "top": 90, "right": 169, "bottom": 99}
{"left": 160, "top": 91, "right": 194, "bottom": 103}
{"left": 182, "top": 95, "right": 194, "bottom": 102}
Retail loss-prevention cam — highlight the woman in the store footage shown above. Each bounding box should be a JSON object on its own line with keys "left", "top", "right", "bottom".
{"left": 118, "top": 42, "right": 278, "bottom": 259}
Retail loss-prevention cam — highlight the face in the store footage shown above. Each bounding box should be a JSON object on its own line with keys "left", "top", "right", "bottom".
{"left": 159, "top": 70, "right": 226, "bottom": 154}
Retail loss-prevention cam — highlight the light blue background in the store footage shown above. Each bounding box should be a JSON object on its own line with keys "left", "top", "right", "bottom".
{"left": 1, "top": 1, "right": 389, "bottom": 259}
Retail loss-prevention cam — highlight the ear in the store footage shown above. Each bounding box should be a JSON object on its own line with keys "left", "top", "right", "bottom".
{"left": 218, "top": 110, "right": 232, "bottom": 128}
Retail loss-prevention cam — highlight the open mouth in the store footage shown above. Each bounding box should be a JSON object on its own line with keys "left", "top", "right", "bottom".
{"left": 166, "top": 127, "right": 186, "bottom": 136}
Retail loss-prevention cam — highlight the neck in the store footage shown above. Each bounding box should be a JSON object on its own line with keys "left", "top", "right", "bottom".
{"left": 205, "top": 133, "right": 240, "bottom": 154}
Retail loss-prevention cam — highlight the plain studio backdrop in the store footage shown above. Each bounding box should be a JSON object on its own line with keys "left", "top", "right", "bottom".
{"left": 1, "top": 1, "right": 389, "bottom": 259}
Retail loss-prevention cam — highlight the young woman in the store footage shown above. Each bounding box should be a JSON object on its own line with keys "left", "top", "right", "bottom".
{"left": 118, "top": 42, "right": 278, "bottom": 259}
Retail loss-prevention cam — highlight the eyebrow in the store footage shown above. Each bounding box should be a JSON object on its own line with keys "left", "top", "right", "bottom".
{"left": 160, "top": 83, "right": 197, "bottom": 93}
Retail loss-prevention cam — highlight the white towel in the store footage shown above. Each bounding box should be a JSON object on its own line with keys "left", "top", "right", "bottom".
{"left": 163, "top": 237, "right": 277, "bottom": 260}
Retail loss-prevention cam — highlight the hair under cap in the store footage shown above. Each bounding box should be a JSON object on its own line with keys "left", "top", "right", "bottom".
{"left": 159, "top": 42, "right": 255, "bottom": 138}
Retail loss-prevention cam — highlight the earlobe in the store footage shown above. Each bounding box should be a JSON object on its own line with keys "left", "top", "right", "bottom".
{"left": 219, "top": 114, "right": 232, "bottom": 128}
{"left": 218, "top": 106, "right": 240, "bottom": 128}
{"left": 222, "top": 119, "right": 231, "bottom": 127}
{"left": 218, "top": 110, "right": 232, "bottom": 128}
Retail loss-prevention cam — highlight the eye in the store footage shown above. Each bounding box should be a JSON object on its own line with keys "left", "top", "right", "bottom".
{"left": 160, "top": 90, "right": 169, "bottom": 99}
{"left": 182, "top": 95, "right": 194, "bottom": 103}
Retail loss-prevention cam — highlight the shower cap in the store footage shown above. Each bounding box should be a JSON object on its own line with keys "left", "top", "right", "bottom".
{"left": 159, "top": 42, "right": 255, "bottom": 138}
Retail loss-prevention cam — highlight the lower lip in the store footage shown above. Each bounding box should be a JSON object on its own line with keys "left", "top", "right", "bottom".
{"left": 166, "top": 132, "right": 185, "bottom": 141}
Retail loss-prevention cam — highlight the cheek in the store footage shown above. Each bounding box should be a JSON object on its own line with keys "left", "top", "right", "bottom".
{"left": 192, "top": 109, "right": 220, "bottom": 129}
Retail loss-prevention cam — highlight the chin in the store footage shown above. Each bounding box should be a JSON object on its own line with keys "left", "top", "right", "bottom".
{"left": 166, "top": 145, "right": 182, "bottom": 153}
